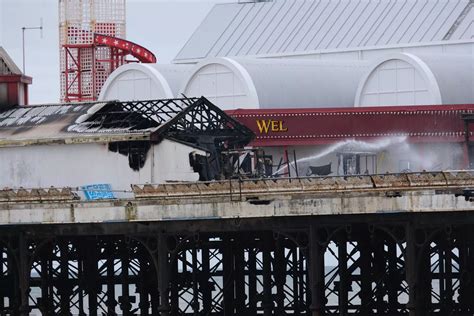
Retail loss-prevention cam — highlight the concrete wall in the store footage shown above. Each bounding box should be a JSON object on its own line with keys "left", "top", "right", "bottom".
{"left": 0, "top": 139, "right": 202, "bottom": 195}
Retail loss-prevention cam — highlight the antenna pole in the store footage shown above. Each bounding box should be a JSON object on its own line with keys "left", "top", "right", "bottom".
{"left": 21, "top": 20, "right": 43, "bottom": 74}
{"left": 22, "top": 27, "right": 25, "bottom": 75}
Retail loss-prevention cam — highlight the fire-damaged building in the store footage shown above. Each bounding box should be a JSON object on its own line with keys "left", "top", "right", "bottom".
{"left": 228, "top": 104, "right": 474, "bottom": 177}
{"left": 86, "top": 0, "right": 473, "bottom": 180}
{"left": 0, "top": 97, "right": 254, "bottom": 197}
{"left": 3, "top": 97, "right": 474, "bottom": 193}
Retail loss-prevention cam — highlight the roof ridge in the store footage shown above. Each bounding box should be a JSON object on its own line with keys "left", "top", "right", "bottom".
{"left": 0, "top": 47, "right": 22, "bottom": 75}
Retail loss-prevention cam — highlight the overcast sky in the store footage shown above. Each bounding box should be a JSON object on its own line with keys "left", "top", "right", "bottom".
{"left": 0, "top": 0, "right": 233, "bottom": 103}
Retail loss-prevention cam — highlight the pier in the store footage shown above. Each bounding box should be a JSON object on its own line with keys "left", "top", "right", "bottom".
{"left": 0, "top": 172, "right": 473, "bottom": 315}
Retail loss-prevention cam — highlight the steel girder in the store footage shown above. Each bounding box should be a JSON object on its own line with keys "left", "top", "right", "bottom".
{"left": 0, "top": 214, "right": 472, "bottom": 315}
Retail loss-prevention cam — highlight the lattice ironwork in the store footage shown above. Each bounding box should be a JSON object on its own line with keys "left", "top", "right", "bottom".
{"left": 0, "top": 214, "right": 473, "bottom": 315}
{"left": 169, "top": 232, "right": 308, "bottom": 315}
{"left": 321, "top": 225, "right": 408, "bottom": 315}
{"left": 273, "top": 236, "right": 309, "bottom": 314}
{"left": 0, "top": 243, "right": 17, "bottom": 314}
{"left": 173, "top": 239, "right": 224, "bottom": 314}
{"left": 28, "top": 236, "right": 158, "bottom": 315}
{"left": 420, "top": 227, "right": 474, "bottom": 315}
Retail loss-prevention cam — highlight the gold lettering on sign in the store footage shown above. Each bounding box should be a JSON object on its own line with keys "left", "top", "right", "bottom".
{"left": 279, "top": 121, "right": 288, "bottom": 132}
{"left": 256, "top": 120, "right": 288, "bottom": 134}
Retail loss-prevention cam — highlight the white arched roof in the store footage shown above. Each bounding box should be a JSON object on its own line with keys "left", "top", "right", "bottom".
{"left": 355, "top": 53, "right": 474, "bottom": 106}
{"left": 180, "top": 57, "right": 369, "bottom": 109}
{"left": 179, "top": 57, "right": 260, "bottom": 109}
{"left": 98, "top": 63, "right": 193, "bottom": 101}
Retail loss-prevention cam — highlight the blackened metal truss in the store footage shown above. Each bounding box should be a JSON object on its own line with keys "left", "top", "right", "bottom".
{"left": 76, "top": 97, "right": 254, "bottom": 147}
{"left": 77, "top": 98, "right": 196, "bottom": 132}
{"left": 158, "top": 97, "right": 255, "bottom": 147}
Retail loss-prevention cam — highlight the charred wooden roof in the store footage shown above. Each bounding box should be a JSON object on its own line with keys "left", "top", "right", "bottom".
{"left": 0, "top": 97, "right": 255, "bottom": 147}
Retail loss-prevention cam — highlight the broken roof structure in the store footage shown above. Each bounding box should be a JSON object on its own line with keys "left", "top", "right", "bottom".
{"left": 0, "top": 97, "right": 255, "bottom": 191}
{"left": 0, "top": 97, "right": 254, "bottom": 148}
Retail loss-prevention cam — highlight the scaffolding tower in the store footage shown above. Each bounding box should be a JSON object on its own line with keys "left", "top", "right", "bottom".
{"left": 59, "top": 0, "right": 155, "bottom": 102}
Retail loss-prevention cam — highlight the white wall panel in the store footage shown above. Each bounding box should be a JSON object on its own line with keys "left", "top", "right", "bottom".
{"left": 0, "top": 139, "right": 202, "bottom": 195}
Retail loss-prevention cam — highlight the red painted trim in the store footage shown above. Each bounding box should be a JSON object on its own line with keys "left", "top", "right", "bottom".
{"left": 227, "top": 104, "right": 474, "bottom": 115}
{"left": 94, "top": 34, "right": 157, "bottom": 63}
{"left": 0, "top": 75, "right": 32, "bottom": 84}
{"left": 228, "top": 104, "right": 474, "bottom": 146}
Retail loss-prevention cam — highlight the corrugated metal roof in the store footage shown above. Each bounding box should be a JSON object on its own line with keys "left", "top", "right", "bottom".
{"left": 174, "top": 0, "right": 472, "bottom": 61}
{"left": 450, "top": 2, "right": 474, "bottom": 39}
{"left": 0, "top": 99, "right": 189, "bottom": 144}
{"left": 0, "top": 103, "right": 91, "bottom": 131}
{"left": 0, "top": 102, "right": 120, "bottom": 144}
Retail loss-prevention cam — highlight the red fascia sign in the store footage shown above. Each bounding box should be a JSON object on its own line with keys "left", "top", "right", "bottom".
{"left": 227, "top": 104, "right": 474, "bottom": 147}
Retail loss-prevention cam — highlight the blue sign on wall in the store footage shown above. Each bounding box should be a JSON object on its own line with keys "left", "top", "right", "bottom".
{"left": 81, "top": 184, "right": 115, "bottom": 200}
